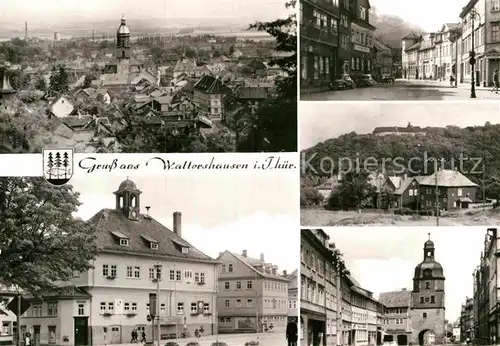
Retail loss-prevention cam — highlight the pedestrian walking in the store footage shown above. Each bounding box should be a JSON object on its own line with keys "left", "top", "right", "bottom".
{"left": 140, "top": 331, "right": 146, "bottom": 343}
{"left": 286, "top": 317, "right": 298, "bottom": 346}
{"left": 25, "top": 333, "right": 31, "bottom": 346}
{"left": 491, "top": 70, "right": 499, "bottom": 93}
{"left": 449, "top": 74, "right": 455, "bottom": 87}
{"left": 130, "top": 329, "right": 136, "bottom": 343}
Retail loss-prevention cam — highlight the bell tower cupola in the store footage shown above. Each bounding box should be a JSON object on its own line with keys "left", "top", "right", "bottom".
{"left": 114, "top": 177, "right": 142, "bottom": 221}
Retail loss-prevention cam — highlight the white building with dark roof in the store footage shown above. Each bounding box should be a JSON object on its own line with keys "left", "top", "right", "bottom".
{"left": 19, "top": 178, "right": 218, "bottom": 346}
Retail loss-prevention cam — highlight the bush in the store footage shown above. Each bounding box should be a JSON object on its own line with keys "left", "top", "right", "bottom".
{"left": 300, "top": 186, "right": 324, "bottom": 206}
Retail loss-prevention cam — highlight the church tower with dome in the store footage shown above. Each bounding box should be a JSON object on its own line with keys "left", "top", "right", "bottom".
{"left": 410, "top": 234, "right": 446, "bottom": 345}
{"left": 116, "top": 14, "right": 131, "bottom": 75}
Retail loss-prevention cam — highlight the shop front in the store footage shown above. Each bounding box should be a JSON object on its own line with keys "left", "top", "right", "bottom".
{"left": 300, "top": 38, "right": 339, "bottom": 89}
{"left": 350, "top": 44, "right": 372, "bottom": 79}
{"left": 301, "top": 310, "right": 326, "bottom": 346}
{"left": 485, "top": 47, "right": 500, "bottom": 87}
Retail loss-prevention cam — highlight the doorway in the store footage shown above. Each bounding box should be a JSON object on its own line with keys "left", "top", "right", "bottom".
{"left": 33, "top": 325, "right": 40, "bottom": 346}
{"left": 110, "top": 325, "right": 121, "bottom": 344}
{"left": 74, "top": 317, "right": 88, "bottom": 346}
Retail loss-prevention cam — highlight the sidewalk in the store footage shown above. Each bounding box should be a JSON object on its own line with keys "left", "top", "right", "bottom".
{"left": 301, "top": 86, "right": 330, "bottom": 95}
{"left": 403, "top": 78, "right": 495, "bottom": 90}
{"left": 95, "top": 332, "right": 283, "bottom": 346}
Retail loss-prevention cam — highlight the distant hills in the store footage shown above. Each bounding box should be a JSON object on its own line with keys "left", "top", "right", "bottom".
{"left": 370, "top": 8, "right": 425, "bottom": 48}
{"left": 0, "top": 17, "right": 260, "bottom": 39}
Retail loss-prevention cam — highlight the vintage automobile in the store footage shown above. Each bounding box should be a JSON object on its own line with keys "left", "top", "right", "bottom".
{"left": 381, "top": 74, "right": 395, "bottom": 84}
{"left": 356, "top": 74, "right": 376, "bottom": 87}
{"left": 328, "top": 74, "right": 356, "bottom": 90}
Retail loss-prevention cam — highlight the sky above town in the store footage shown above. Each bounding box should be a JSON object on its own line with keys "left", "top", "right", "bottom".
{"left": 323, "top": 227, "right": 488, "bottom": 323}
{"left": 69, "top": 173, "right": 298, "bottom": 272}
{"left": 370, "top": 0, "right": 465, "bottom": 32}
{"left": 300, "top": 102, "right": 500, "bottom": 149}
{"left": 0, "top": 0, "right": 289, "bottom": 25}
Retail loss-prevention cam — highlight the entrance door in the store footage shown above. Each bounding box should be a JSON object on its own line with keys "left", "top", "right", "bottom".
{"left": 74, "top": 317, "right": 88, "bottom": 346}
{"left": 110, "top": 326, "right": 121, "bottom": 344}
{"left": 33, "top": 326, "right": 40, "bottom": 346}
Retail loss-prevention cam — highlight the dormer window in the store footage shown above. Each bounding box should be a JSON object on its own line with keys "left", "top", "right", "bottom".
{"left": 172, "top": 238, "right": 191, "bottom": 254}
{"left": 150, "top": 242, "right": 159, "bottom": 250}
{"left": 110, "top": 231, "right": 130, "bottom": 246}
{"left": 182, "top": 247, "right": 189, "bottom": 254}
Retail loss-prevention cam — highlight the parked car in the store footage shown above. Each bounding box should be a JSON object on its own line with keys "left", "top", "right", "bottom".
{"left": 329, "top": 74, "right": 356, "bottom": 90}
{"left": 381, "top": 74, "right": 395, "bottom": 84}
{"left": 165, "top": 342, "right": 179, "bottom": 346}
{"left": 356, "top": 74, "right": 375, "bottom": 87}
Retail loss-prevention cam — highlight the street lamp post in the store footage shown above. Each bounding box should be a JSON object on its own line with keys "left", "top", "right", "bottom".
{"left": 469, "top": 8, "right": 481, "bottom": 98}
{"left": 154, "top": 263, "right": 162, "bottom": 346}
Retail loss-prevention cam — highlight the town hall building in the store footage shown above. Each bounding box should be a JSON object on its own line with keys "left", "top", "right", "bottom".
{"left": 19, "top": 178, "right": 218, "bottom": 346}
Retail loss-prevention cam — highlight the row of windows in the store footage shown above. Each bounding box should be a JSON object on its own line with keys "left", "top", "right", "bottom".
{"left": 99, "top": 301, "right": 211, "bottom": 315}
{"left": 264, "top": 281, "right": 287, "bottom": 292}
{"left": 101, "top": 264, "right": 205, "bottom": 283}
{"left": 30, "top": 302, "right": 83, "bottom": 317}
{"left": 224, "top": 299, "right": 253, "bottom": 308}
{"left": 219, "top": 316, "right": 287, "bottom": 324}
{"left": 223, "top": 280, "right": 253, "bottom": 290}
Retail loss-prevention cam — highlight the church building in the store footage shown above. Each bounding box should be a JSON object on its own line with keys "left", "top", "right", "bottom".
{"left": 95, "top": 16, "right": 157, "bottom": 89}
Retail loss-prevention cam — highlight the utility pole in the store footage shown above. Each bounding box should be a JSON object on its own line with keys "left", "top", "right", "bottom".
{"left": 154, "top": 263, "right": 162, "bottom": 346}
{"left": 17, "top": 294, "right": 21, "bottom": 346}
{"left": 434, "top": 161, "right": 440, "bottom": 227}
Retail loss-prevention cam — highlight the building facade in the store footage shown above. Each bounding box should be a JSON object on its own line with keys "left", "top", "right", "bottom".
{"left": 339, "top": 0, "right": 356, "bottom": 75}
{"left": 300, "top": 229, "right": 334, "bottom": 346}
{"left": 402, "top": 34, "right": 422, "bottom": 79}
{"left": 299, "top": 0, "right": 340, "bottom": 88}
{"left": 20, "top": 179, "right": 219, "bottom": 346}
{"left": 350, "top": 0, "right": 375, "bottom": 79}
{"left": 410, "top": 236, "right": 446, "bottom": 345}
{"left": 459, "top": 0, "right": 487, "bottom": 85}
{"left": 301, "top": 230, "right": 386, "bottom": 346}
{"left": 373, "top": 40, "right": 393, "bottom": 80}
{"left": 459, "top": 297, "right": 473, "bottom": 343}
{"left": 216, "top": 250, "right": 290, "bottom": 334}
{"left": 378, "top": 290, "right": 412, "bottom": 345}
{"left": 470, "top": 228, "right": 498, "bottom": 345}
{"left": 434, "top": 23, "right": 460, "bottom": 81}
{"left": 287, "top": 270, "right": 299, "bottom": 321}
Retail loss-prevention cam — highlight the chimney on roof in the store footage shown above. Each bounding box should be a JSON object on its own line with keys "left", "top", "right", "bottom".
{"left": 242, "top": 250, "right": 247, "bottom": 257}
{"left": 283, "top": 270, "right": 287, "bottom": 276}
{"left": 219, "top": 252, "right": 223, "bottom": 258}
{"left": 173, "top": 212, "right": 182, "bottom": 237}
{"left": 145, "top": 206, "right": 150, "bottom": 214}
{"left": 260, "top": 253, "right": 264, "bottom": 262}
{"left": 272, "top": 266, "right": 277, "bottom": 275}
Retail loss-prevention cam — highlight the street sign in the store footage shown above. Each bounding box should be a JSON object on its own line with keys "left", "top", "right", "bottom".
{"left": 6, "top": 296, "right": 30, "bottom": 316}
{"left": 149, "top": 293, "right": 157, "bottom": 316}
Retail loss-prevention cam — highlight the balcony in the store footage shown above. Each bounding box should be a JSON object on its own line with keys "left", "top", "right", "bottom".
{"left": 301, "top": 24, "right": 338, "bottom": 47}
{"left": 304, "top": 0, "right": 339, "bottom": 16}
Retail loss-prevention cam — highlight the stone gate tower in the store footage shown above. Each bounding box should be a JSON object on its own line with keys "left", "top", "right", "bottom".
{"left": 410, "top": 233, "right": 446, "bottom": 345}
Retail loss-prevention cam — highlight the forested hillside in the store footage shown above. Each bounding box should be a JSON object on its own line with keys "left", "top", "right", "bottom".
{"left": 301, "top": 122, "right": 500, "bottom": 199}
{"left": 370, "top": 8, "right": 425, "bottom": 48}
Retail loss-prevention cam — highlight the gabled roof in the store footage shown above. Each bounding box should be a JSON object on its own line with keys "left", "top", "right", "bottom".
{"left": 194, "top": 75, "right": 231, "bottom": 94}
{"left": 419, "top": 169, "right": 479, "bottom": 188}
{"left": 88, "top": 208, "right": 216, "bottom": 263}
{"left": 378, "top": 290, "right": 411, "bottom": 308}
{"left": 24, "top": 286, "right": 91, "bottom": 301}
{"left": 218, "top": 250, "right": 290, "bottom": 281}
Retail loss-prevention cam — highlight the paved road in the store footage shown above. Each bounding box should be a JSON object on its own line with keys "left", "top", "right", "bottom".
{"left": 144, "top": 333, "right": 286, "bottom": 346}
{"left": 301, "top": 79, "right": 500, "bottom": 100}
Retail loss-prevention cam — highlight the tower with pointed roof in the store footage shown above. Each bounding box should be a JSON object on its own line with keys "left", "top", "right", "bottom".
{"left": 410, "top": 233, "right": 446, "bottom": 345}
{"left": 0, "top": 67, "right": 16, "bottom": 104}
